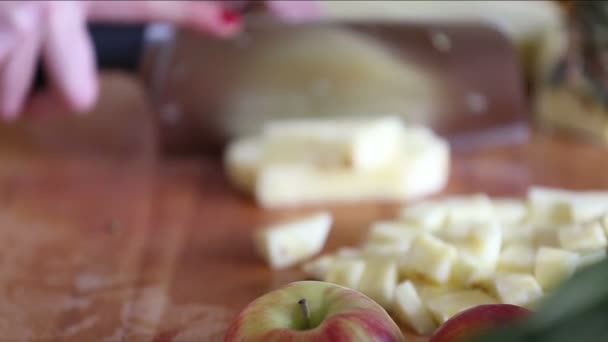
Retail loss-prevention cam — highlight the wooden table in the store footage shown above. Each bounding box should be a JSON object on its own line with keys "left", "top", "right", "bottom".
{"left": 1, "top": 76, "right": 608, "bottom": 341}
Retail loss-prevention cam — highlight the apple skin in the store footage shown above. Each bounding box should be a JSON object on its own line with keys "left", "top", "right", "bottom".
{"left": 429, "top": 304, "right": 531, "bottom": 342}
{"left": 224, "top": 280, "right": 405, "bottom": 342}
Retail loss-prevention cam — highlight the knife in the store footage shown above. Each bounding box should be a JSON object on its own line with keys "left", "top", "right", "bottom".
{"left": 34, "top": 18, "right": 529, "bottom": 153}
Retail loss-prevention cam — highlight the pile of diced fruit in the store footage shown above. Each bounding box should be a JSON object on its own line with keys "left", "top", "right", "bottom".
{"left": 254, "top": 187, "right": 608, "bottom": 335}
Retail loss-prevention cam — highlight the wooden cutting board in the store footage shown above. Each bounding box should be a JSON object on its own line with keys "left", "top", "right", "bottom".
{"left": 1, "top": 76, "right": 608, "bottom": 341}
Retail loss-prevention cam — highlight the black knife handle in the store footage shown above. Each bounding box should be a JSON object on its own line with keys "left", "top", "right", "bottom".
{"left": 33, "top": 23, "right": 146, "bottom": 91}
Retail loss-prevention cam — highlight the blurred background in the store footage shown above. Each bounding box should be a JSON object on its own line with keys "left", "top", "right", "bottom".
{"left": 0, "top": 0, "right": 591, "bottom": 158}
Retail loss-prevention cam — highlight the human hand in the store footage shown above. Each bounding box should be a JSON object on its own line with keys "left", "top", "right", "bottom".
{"left": 0, "top": 0, "right": 320, "bottom": 120}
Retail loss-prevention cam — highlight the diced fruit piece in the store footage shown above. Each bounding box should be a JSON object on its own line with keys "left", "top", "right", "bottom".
{"left": 367, "top": 221, "right": 420, "bottom": 246}
{"left": 498, "top": 243, "right": 536, "bottom": 273}
{"left": 224, "top": 136, "right": 260, "bottom": 192}
{"left": 428, "top": 304, "right": 531, "bottom": 342}
{"left": 253, "top": 212, "right": 332, "bottom": 269}
{"left": 492, "top": 198, "right": 528, "bottom": 224}
{"left": 451, "top": 249, "right": 494, "bottom": 287}
{"left": 577, "top": 249, "right": 607, "bottom": 269}
{"left": 334, "top": 247, "right": 362, "bottom": 258}
{"left": 401, "top": 234, "right": 457, "bottom": 284}
{"left": 492, "top": 273, "right": 543, "bottom": 308}
{"left": 566, "top": 201, "right": 608, "bottom": 223}
{"left": 443, "top": 194, "right": 495, "bottom": 225}
{"left": 415, "top": 282, "right": 457, "bottom": 303}
{"left": 467, "top": 223, "right": 503, "bottom": 266}
{"left": 426, "top": 290, "right": 498, "bottom": 324}
{"left": 363, "top": 242, "right": 409, "bottom": 260}
{"left": 533, "top": 225, "right": 560, "bottom": 247}
{"left": 501, "top": 224, "right": 534, "bottom": 244}
{"left": 558, "top": 222, "right": 607, "bottom": 253}
{"left": 302, "top": 255, "right": 334, "bottom": 279}
{"left": 393, "top": 281, "right": 437, "bottom": 335}
{"left": 400, "top": 202, "right": 447, "bottom": 232}
{"left": 357, "top": 258, "right": 398, "bottom": 309}
{"left": 528, "top": 186, "right": 608, "bottom": 224}
{"left": 260, "top": 116, "right": 405, "bottom": 170}
{"left": 323, "top": 258, "right": 366, "bottom": 289}
{"left": 534, "top": 247, "right": 579, "bottom": 290}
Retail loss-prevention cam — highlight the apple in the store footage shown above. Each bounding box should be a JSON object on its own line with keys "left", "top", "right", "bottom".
{"left": 428, "top": 304, "right": 530, "bottom": 342}
{"left": 224, "top": 281, "right": 405, "bottom": 342}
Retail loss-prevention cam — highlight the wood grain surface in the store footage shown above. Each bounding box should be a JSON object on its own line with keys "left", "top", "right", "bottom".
{"left": 0, "top": 75, "right": 607, "bottom": 341}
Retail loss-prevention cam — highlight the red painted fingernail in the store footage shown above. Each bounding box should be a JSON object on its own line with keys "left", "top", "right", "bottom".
{"left": 221, "top": 9, "right": 241, "bottom": 25}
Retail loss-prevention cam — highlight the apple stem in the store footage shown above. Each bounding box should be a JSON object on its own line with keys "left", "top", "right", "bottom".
{"left": 298, "top": 298, "right": 311, "bottom": 329}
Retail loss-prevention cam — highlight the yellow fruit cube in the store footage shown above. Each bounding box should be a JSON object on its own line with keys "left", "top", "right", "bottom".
{"left": 533, "top": 225, "right": 560, "bottom": 247}
{"left": 498, "top": 243, "right": 536, "bottom": 273}
{"left": 501, "top": 223, "right": 535, "bottom": 244}
{"left": 401, "top": 234, "right": 457, "bottom": 284}
{"left": 426, "top": 290, "right": 498, "bottom": 324}
{"left": 357, "top": 258, "right": 398, "bottom": 309}
{"left": 558, "top": 222, "right": 607, "bottom": 253}
{"left": 492, "top": 273, "right": 543, "bottom": 308}
{"left": 492, "top": 198, "right": 528, "bottom": 224}
{"left": 535, "top": 247, "right": 579, "bottom": 290}
{"left": 443, "top": 194, "right": 495, "bottom": 225}
{"left": 400, "top": 202, "right": 447, "bottom": 232}
{"left": 324, "top": 258, "right": 366, "bottom": 289}
{"left": 363, "top": 242, "right": 410, "bottom": 260}
{"left": 393, "top": 281, "right": 437, "bottom": 335}
{"left": 367, "top": 221, "right": 420, "bottom": 247}
{"left": 254, "top": 212, "right": 332, "bottom": 269}
{"left": 450, "top": 249, "right": 495, "bottom": 287}
{"left": 578, "top": 249, "right": 607, "bottom": 269}
{"left": 334, "top": 247, "right": 362, "bottom": 258}
{"left": 302, "top": 255, "right": 335, "bottom": 279}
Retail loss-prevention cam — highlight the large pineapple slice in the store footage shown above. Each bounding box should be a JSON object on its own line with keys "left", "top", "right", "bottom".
{"left": 393, "top": 281, "right": 437, "bottom": 335}
{"left": 558, "top": 222, "right": 607, "bottom": 253}
{"left": 260, "top": 116, "right": 404, "bottom": 170}
{"left": 400, "top": 233, "right": 457, "bottom": 284}
{"left": 426, "top": 290, "right": 498, "bottom": 324}
{"left": 357, "top": 258, "right": 398, "bottom": 309}
{"left": 492, "top": 272, "right": 543, "bottom": 308}
{"left": 253, "top": 212, "right": 332, "bottom": 269}
{"left": 534, "top": 247, "right": 579, "bottom": 290}
{"left": 498, "top": 243, "right": 536, "bottom": 273}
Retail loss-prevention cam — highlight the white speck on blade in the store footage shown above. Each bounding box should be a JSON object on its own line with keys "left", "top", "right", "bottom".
{"left": 75, "top": 272, "right": 106, "bottom": 292}
{"left": 466, "top": 91, "right": 488, "bottom": 115}
{"left": 61, "top": 316, "right": 99, "bottom": 337}
{"left": 430, "top": 30, "right": 451, "bottom": 53}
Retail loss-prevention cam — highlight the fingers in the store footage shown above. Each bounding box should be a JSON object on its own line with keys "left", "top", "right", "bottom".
{"left": 43, "top": 1, "right": 98, "bottom": 114}
{"left": 265, "top": 0, "right": 322, "bottom": 22}
{"left": 0, "top": 2, "right": 42, "bottom": 120}
{"left": 86, "top": 1, "right": 241, "bottom": 37}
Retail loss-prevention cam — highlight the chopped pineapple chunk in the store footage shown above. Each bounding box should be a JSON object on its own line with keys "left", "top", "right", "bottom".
{"left": 498, "top": 243, "right": 536, "bottom": 273}
{"left": 362, "top": 242, "right": 409, "bottom": 260}
{"left": 302, "top": 255, "right": 334, "bottom": 279}
{"left": 401, "top": 234, "right": 457, "bottom": 284}
{"left": 254, "top": 212, "right": 332, "bottom": 269}
{"left": 558, "top": 222, "right": 607, "bottom": 253}
{"left": 367, "top": 221, "right": 420, "bottom": 248}
{"left": 426, "top": 290, "right": 498, "bottom": 324}
{"left": 443, "top": 194, "right": 495, "bottom": 226}
{"left": 324, "top": 258, "right": 366, "bottom": 289}
{"left": 357, "top": 258, "right": 398, "bottom": 309}
{"left": 492, "top": 198, "right": 528, "bottom": 224}
{"left": 535, "top": 247, "right": 579, "bottom": 290}
{"left": 393, "top": 281, "right": 437, "bottom": 335}
{"left": 492, "top": 273, "right": 543, "bottom": 308}
{"left": 577, "top": 249, "right": 607, "bottom": 269}
{"left": 501, "top": 223, "right": 535, "bottom": 244}
{"left": 400, "top": 202, "right": 447, "bottom": 232}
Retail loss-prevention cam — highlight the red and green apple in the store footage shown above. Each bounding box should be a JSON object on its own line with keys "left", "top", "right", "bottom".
{"left": 429, "top": 304, "right": 531, "bottom": 342}
{"left": 224, "top": 280, "right": 405, "bottom": 342}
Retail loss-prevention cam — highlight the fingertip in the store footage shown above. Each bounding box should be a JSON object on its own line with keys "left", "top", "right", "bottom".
{"left": 69, "top": 77, "right": 99, "bottom": 115}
